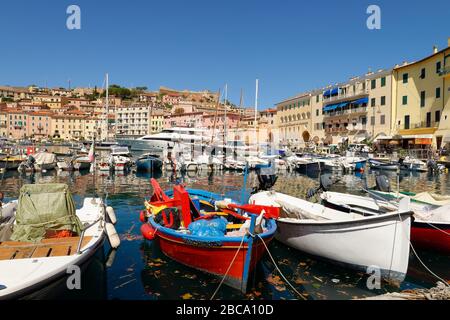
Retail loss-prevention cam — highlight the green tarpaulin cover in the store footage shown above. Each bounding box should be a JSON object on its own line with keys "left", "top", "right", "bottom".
{"left": 11, "top": 184, "right": 82, "bottom": 243}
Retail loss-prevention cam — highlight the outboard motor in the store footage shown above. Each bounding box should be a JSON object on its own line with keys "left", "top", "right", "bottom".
{"left": 319, "top": 174, "right": 333, "bottom": 192}
{"left": 252, "top": 161, "right": 278, "bottom": 193}
{"left": 427, "top": 159, "right": 440, "bottom": 174}
{"left": 375, "top": 175, "right": 391, "bottom": 192}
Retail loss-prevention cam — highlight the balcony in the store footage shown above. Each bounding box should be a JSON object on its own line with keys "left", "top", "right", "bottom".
{"left": 323, "top": 106, "right": 368, "bottom": 118}
{"left": 323, "top": 89, "right": 369, "bottom": 103}
{"left": 439, "top": 66, "right": 450, "bottom": 77}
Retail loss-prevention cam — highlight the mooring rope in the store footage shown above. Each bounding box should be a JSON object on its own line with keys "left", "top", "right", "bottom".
{"left": 255, "top": 233, "right": 307, "bottom": 300}
{"left": 394, "top": 211, "right": 450, "bottom": 288}
{"left": 210, "top": 233, "right": 246, "bottom": 300}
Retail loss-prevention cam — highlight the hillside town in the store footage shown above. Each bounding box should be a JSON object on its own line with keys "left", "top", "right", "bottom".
{"left": 1, "top": 39, "right": 450, "bottom": 156}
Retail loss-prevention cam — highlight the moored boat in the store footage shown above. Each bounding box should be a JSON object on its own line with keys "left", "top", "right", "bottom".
{"left": 368, "top": 158, "right": 399, "bottom": 171}
{"left": 249, "top": 191, "right": 413, "bottom": 281}
{"left": 321, "top": 190, "right": 450, "bottom": 254}
{"left": 139, "top": 179, "right": 279, "bottom": 293}
{"left": 0, "top": 183, "right": 120, "bottom": 299}
{"left": 135, "top": 154, "right": 163, "bottom": 172}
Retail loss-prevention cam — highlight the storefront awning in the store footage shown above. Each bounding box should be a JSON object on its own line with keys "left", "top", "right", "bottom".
{"left": 400, "top": 134, "right": 433, "bottom": 139}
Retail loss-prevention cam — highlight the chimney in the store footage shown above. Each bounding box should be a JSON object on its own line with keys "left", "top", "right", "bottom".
{"left": 433, "top": 45, "right": 438, "bottom": 54}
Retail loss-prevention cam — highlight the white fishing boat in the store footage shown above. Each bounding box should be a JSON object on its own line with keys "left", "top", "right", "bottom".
{"left": 0, "top": 184, "right": 120, "bottom": 299}
{"left": 109, "top": 146, "right": 132, "bottom": 172}
{"left": 249, "top": 191, "right": 413, "bottom": 281}
{"left": 399, "top": 156, "right": 428, "bottom": 172}
{"left": 33, "top": 151, "right": 57, "bottom": 172}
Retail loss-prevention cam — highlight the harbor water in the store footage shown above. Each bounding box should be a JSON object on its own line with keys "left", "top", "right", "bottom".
{"left": 1, "top": 152, "right": 449, "bottom": 300}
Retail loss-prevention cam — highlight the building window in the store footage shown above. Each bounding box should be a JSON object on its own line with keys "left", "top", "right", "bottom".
{"left": 420, "top": 68, "right": 426, "bottom": 79}
{"left": 380, "top": 115, "right": 385, "bottom": 125}
{"left": 316, "top": 95, "right": 319, "bottom": 103}
{"left": 437, "top": 61, "right": 442, "bottom": 74}
{"left": 420, "top": 91, "right": 425, "bottom": 107}
{"left": 316, "top": 109, "right": 319, "bottom": 116}
{"left": 381, "top": 77, "right": 386, "bottom": 87}
{"left": 403, "top": 73, "right": 408, "bottom": 84}
{"left": 370, "top": 116, "right": 375, "bottom": 125}
{"left": 402, "top": 95, "right": 408, "bottom": 105}
{"left": 371, "top": 79, "right": 376, "bottom": 89}
{"left": 371, "top": 98, "right": 376, "bottom": 107}
{"left": 436, "top": 87, "right": 441, "bottom": 99}
{"left": 380, "top": 96, "right": 386, "bottom": 106}
{"left": 436, "top": 110, "right": 441, "bottom": 123}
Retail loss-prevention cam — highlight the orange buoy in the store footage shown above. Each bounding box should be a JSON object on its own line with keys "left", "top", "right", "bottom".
{"left": 141, "top": 223, "right": 156, "bottom": 240}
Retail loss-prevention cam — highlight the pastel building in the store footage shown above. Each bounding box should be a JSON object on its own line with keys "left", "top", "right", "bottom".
{"left": 392, "top": 41, "right": 450, "bottom": 149}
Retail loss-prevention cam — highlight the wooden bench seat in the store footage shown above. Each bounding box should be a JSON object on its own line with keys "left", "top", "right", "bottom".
{"left": 0, "top": 236, "right": 93, "bottom": 260}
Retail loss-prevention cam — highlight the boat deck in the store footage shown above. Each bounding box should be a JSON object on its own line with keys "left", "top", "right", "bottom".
{"left": 0, "top": 236, "right": 92, "bottom": 260}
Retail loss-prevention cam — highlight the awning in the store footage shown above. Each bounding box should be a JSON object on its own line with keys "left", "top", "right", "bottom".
{"left": 323, "top": 88, "right": 339, "bottom": 97}
{"left": 352, "top": 97, "right": 369, "bottom": 105}
{"left": 323, "top": 101, "right": 349, "bottom": 112}
{"left": 400, "top": 134, "right": 433, "bottom": 139}
{"left": 374, "top": 135, "right": 393, "bottom": 141}
{"left": 353, "top": 136, "right": 367, "bottom": 143}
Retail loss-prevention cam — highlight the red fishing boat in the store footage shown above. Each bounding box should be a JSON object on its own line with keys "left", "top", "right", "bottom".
{"left": 411, "top": 220, "right": 450, "bottom": 254}
{"left": 139, "top": 179, "right": 279, "bottom": 293}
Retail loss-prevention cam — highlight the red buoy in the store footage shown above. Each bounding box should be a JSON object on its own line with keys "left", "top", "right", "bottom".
{"left": 139, "top": 210, "right": 148, "bottom": 223}
{"left": 141, "top": 223, "right": 156, "bottom": 240}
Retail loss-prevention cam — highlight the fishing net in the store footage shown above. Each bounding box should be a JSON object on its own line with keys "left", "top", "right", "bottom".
{"left": 11, "top": 184, "right": 82, "bottom": 243}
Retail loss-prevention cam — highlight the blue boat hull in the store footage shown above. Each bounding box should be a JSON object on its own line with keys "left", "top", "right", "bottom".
{"left": 136, "top": 157, "right": 162, "bottom": 172}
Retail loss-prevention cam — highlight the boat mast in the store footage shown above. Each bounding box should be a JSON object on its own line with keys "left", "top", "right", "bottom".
{"left": 105, "top": 73, "right": 109, "bottom": 142}
{"left": 224, "top": 83, "right": 228, "bottom": 147}
{"left": 254, "top": 79, "right": 259, "bottom": 147}
{"left": 210, "top": 89, "right": 221, "bottom": 144}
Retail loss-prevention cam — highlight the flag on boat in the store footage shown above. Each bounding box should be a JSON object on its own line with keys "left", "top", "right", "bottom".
{"left": 88, "top": 142, "right": 95, "bottom": 162}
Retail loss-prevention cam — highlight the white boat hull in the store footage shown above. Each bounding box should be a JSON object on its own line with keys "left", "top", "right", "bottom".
{"left": 250, "top": 192, "right": 412, "bottom": 281}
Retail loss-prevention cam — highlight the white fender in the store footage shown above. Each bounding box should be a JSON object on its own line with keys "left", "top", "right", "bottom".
{"left": 106, "top": 222, "right": 121, "bottom": 249}
{"left": 106, "top": 206, "right": 117, "bottom": 224}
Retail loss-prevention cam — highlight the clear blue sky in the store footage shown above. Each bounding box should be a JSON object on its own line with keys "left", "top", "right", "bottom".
{"left": 1, "top": 0, "right": 449, "bottom": 108}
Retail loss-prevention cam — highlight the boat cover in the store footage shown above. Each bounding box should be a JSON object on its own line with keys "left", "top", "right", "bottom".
{"left": 415, "top": 204, "right": 450, "bottom": 223}
{"left": 412, "top": 192, "right": 450, "bottom": 206}
{"left": 11, "top": 184, "right": 82, "bottom": 242}
{"left": 34, "top": 152, "right": 56, "bottom": 165}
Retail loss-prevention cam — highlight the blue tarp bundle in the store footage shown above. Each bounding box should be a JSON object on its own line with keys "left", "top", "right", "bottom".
{"left": 188, "top": 217, "right": 228, "bottom": 237}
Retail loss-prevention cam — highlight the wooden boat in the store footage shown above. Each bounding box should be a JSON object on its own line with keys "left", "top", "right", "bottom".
{"left": 135, "top": 154, "right": 163, "bottom": 173}
{"left": 0, "top": 155, "right": 26, "bottom": 171}
{"left": 368, "top": 158, "right": 399, "bottom": 171}
{"left": 0, "top": 184, "right": 120, "bottom": 299}
{"left": 321, "top": 191, "right": 450, "bottom": 254}
{"left": 139, "top": 179, "right": 279, "bottom": 293}
{"left": 249, "top": 191, "right": 413, "bottom": 281}
{"left": 370, "top": 189, "right": 450, "bottom": 207}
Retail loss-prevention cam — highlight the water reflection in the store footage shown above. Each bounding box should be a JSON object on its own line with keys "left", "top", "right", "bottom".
{"left": 0, "top": 166, "right": 448, "bottom": 300}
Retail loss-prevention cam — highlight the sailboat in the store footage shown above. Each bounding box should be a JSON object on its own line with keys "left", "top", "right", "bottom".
{"left": 96, "top": 73, "right": 118, "bottom": 150}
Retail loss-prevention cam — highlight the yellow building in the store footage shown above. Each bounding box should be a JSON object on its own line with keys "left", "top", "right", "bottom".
{"left": 275, "top": 93, "right": 312, "bottom": 149}
{"left": 392, "top": 40, "right": 450, "bottom": 150}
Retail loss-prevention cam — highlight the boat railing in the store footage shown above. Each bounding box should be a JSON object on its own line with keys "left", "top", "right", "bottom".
{"left": 76, "top": 215, "right": 103, "bottom": 254}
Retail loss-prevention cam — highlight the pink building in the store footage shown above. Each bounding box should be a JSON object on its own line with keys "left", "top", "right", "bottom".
{"left": 27, "top": 111, "right": 52, "bottom": 139}
{"left": 202, "top": 113, "right": 240, "bottom": 131}
{"left": 164, "top": 112, "right": 204, "bottom": 128}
